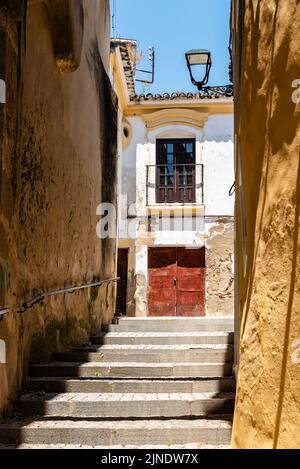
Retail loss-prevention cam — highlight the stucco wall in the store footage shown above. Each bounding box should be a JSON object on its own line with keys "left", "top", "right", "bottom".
{"left": 121, "top": 114, "right": 234, "bottom": 215}
{"left": 232, "top": 0, "right": 300, "bottom": 448}
{"left": 0, "top": 0, "right": 117, "bottom": 417}
{"left": 203, "top": 141, "right": 234, "bottom": 216}
{"left": 205, "top": 219, "right": 234, "bottom": 316}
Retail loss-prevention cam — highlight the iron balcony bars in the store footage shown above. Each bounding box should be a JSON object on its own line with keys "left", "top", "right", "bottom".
{"left": 0, "top": 277, "right": 120, "bottom": 319}
{"left": 198, "top": 85, "right": 233, "bottom": 98}
{"left": 146, "top": 163, "right": 204, "bottom": 206}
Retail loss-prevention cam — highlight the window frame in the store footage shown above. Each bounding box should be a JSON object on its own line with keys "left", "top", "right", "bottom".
{"left": 155, "top": 138, "right": 196, "bottom": 204}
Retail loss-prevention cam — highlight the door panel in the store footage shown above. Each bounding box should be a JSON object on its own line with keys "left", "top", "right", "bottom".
{"left": 149, "top": 276, "right": 175, "bottom": 289}
{"left": 177, "top": 275, "right": 205, "bottom": 291}
{"left": 176, "top": 291, "right": 204, "bottom": 317}
{"left": 148, "top": 247, "right": 205, "bottom": 317}
{"left": 148, "top": 248, "right": 177, "bottom": 317}
{"left": 148, "top": 289, "right": 176, "bottom": 317}
{"left": 177, "top": 247, "right": 205, "bottom": 272}
{"left": 176, "top": 248, "right": 205, "bottom": 316}
{"left": 148, "top": 247, "right": 177, "bottom": 275}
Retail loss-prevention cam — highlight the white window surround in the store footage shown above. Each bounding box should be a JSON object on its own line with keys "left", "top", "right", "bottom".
{"left": 145, "top": 125, "right": 204, "bottom": 207}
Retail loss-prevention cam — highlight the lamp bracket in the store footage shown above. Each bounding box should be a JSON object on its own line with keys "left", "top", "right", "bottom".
{"left": 197, "top": 84, "right": 233, "bottom": 98}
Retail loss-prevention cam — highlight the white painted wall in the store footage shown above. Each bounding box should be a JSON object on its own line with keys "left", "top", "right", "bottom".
{"left": 121, "top": 113, "right": 234, "bottom": 222}
{"left": 203, "top": 140, "right": 234, "bottom": 216}
{"left": 121, "top": 116, "right": 146, "bottom": 210}
{"left": 119, "top": 110, "right": 234, "bottom": 316}
{"left": 201, "top": 114, "right": 234, "bottom": 216}
{"left": 202, "top": 114, "right": 233, "bottom": 143}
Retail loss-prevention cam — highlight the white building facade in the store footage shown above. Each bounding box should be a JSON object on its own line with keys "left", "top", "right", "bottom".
{"left": 111, "top": 40, "right": 234, "bottom": 318}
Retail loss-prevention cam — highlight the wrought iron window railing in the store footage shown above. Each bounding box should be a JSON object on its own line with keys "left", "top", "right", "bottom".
{"left": 146, "top": 164, "right": 204, "bottom": 206}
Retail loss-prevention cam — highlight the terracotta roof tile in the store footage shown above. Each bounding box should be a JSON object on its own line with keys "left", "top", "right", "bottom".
{"left": 111, "top": 39, "right": 233, "bottom": 104}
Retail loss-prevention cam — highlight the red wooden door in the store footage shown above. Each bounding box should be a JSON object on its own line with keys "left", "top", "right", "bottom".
{"left": 148, "top": 248, "right": 177, "bottom": 316}
{"left": 176, "top": 248, "right": 205, "bottom": 316}
{"left": 148, "top": 247, "right": 205, "bottom": 317}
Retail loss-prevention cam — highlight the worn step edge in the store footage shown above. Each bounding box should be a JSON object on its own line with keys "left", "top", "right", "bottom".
{"left": 92, "top": 326, "right": 234, "bottom": 337}
{"left": 0, "top": 418, "right": 232, "bottom": 446}
{"left": 91, "top": 332, "right": 234, "bottom": 345}
{"left": 18, "top": 391, "right": 236, "bottom": 400}
{"left": 26, "top": 377, "right": 236, "bottom": 393}
{"left": 0, "top": 443, "right": 231, "bottom": 449}
{"left": 28, "top": 362, "right": 233, "bottom": 378}
{"left": 15, "top": 392, "right": 235, "bottom": 418}
{"left": 111, "top": 316, "right": 234, "bottom": 322}
{"left": 54, "top": 351, "right": 234, "bottom": 364}
{"left": 73, "top": 343, "right": 234, "bottom": 350}
{"left": 103, "top": 326, "right": 234, "bottom": 333}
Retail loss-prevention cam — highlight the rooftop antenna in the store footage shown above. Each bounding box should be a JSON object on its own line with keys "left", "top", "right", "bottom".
{"left": 112, "top": 0, "right": 117, "bottom": 38}
{"left": 136, "top": 46, "right": 155, "bottom": 84}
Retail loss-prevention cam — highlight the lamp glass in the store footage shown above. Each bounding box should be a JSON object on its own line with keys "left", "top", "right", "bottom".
{"left": 186, "top": 49, "right": 212, "bottom": 88}
{"left": 186, "top": 49, "right": 211, "bottom": 66}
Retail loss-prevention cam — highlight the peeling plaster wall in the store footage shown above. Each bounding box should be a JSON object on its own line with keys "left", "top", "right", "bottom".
{"left": 119, "top": 112, "right": 234, "bottom": 317}
{"left": 232, "top": 0, "right": 300, "bottom": 449}
{"left": 206, "top": 220, "right": 234, "bottom": 316}
{"left": 0, "top": 0, "right": 117, "bottom": 417}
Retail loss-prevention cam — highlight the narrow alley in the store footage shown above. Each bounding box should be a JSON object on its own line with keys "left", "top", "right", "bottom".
{"left": 1, "top": 0, "right": 300, "bottom": 456}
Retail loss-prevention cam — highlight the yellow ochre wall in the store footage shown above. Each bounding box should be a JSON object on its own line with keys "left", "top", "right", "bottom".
{"left": 232, "top": 0, "right": 300, "bottom": 448}
{"left": 0, "top": 0, "right": 117, "bottom": 417}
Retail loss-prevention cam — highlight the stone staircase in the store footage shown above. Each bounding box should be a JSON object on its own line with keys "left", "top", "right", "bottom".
{"left": 0, "top": 316, "right": 235, "bottom": 448}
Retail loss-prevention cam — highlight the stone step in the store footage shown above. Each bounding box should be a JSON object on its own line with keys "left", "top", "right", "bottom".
{"left": 54, "top": 346, "right": 233, "bottom": 364}
{"left": 0, "top": 418, "right": 232, "bottom": 446}
{"left": 0, "top": 443, "right": 231, "bottom": 449}
{"left": 29, "top": 362, "right": 233, "bottom": 379}
{"left": 103, "top": 317, "right": 234, "bottom": 333}
{"left": 27, "top": 377, "right": 236, "bottom": 394}
{"left": 15, "top": 392, "right": 235, "bottom": 418}
{"left": 91, "top": 332, "right": 234, "bottom": 346}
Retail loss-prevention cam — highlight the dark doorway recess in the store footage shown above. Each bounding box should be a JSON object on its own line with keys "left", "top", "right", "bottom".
{"left": 115, "top": 249, "right": 128, "bottom": 316}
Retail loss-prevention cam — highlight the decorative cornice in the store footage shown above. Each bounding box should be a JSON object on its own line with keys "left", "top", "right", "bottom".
{"left": 143, "top": 108, "right": 209, "bottom": 131}
{"left": 111, "top": 38, "right": 137, "bottom": 99}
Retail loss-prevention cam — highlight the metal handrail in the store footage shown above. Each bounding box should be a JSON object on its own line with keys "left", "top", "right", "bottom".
{"left": 0, "top": 277, "right": 119, "bottom": 319}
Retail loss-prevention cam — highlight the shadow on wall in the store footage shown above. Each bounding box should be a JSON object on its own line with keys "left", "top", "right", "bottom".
{"left": 232, "top": 0, "right": 300, "bottom": 449}
{"left": 273, "top": 155, "right": 300, "bottom": 447}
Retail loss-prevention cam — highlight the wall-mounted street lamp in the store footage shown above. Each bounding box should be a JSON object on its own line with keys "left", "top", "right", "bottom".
{"left": 185, "top": 49, "right": 233, "bottom": 97}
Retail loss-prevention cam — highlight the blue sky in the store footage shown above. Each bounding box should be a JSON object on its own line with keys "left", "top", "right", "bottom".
{"left": 111, "top": 0, "right": 231, "bottom": 94}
